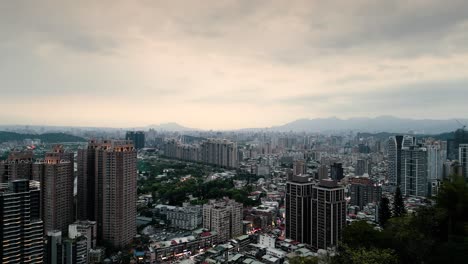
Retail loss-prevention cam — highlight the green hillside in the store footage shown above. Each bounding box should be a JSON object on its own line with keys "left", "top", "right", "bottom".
{"left": 0, "top": 131, "right": 86, "bottom": 143}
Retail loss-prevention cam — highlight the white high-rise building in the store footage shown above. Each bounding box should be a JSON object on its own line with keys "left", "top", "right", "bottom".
{"left": 387, "top": 135, "right": 415, "bottom": 189}
{"left": 426, "top": 142, "right": 446, "bottom": 181}
{"left": 203, "top": 198, "right": 243, "bottom": 243}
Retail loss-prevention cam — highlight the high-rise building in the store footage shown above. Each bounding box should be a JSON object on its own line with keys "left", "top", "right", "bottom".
{"left": 459, "top": 144, "right": 468, "bottom": 179}
{"left": 387, "top": 135, "right": 415, "bottom": 189}
{"left": 402, "top": 145, "right": 429, "bottom": 197}
{"left": 447, "top": 129, "right": 468, "bottom": 160}
{"left": 293, "top": 159, "right": 307, "bottom": 176}
{"left": 126, "top": 131, "right": 145, "bottom": 150}
{"left": 0, "top": 180, "right": 44, "bottom": 263}
{"left": 349, "top": 177, "right": 382, "bottom": 208}
{"left": 286, "top": 176, "right": 346, "bottom": 250}
{"left": 46, "top": 230, "right": 64, "bottom": 264}
{"left": 77, "top": 140, "right": 137, "bottom": 248}
{"left": 200, "top": 139, "right": 238, "bottom": 168}
{"left": 47, "top": 230, "right": 89, "bottom": 264}
{"left": 426, "top": 142, "right": 446, "bottom": 181}
{"left": 203, "top": 198, "right": 243, "bottom": 243}
{"left": 330, "top": 163, "right": 344, "bottom": 181}
{"left": 317, "top": 165, "right": 328, "bottom": 180}
{"left": 355, "top": 159, "right": 372, "bottom": 176}
{"left": 0, "top": 150, "right": 34, "bottom": 183}
{"left": 311, "top": 179, "right": 346, "bottom": 250}
{"left": 34, "top": 145, "right": 74, "bottom": 234}
{"left": 286, "top": 175, "right": 314, "bottom": 244}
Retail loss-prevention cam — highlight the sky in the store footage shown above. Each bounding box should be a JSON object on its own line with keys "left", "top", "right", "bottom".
{"left": 1, "top": 0, "right": 468, "bottom": 130}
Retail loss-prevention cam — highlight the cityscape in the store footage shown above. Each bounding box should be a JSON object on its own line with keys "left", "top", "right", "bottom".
{"left": 1, "top": 1, "right": 468, "bottom": 264}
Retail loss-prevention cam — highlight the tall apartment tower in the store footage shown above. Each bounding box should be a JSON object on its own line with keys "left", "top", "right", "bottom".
{"left": 126, "top": 131, "right": 145, "bottom": 150}
{"left": 203, "top": 198, "right": 243, "bottom": 243}
{"left": 356, "top": 159, "right": 372, "bottom": 176}
{"left": 311, "top": 179, "right": 346, "bottom": 250}
{"left": 286, "top": 177, "right": 346, "bottom": 250}
{"left": 402, "top": 145, "right": 429, "bottom": 197}
{"left": 77, "top": 140, "right": 137, "bottom": 248}
{"left": 286, "top": 175, "right": 314, "bottom": 244}
{"left": 459, "top": 144, "right": 468, "bottom": 179}
{"left": 349, "top": 177, "right": 382, "bottom": 208}
{"left": 0, "top": 180, "right": 44, "bottom": 263}
{"left": 33, "top": 145, "right": 75, "bottom": 234}
{"left": 330, "top": 163, "right": 344, "bottom": 181}
{"left": 293, "top": 159, "right": 307, "bottom": 176}
{"left": 387, "top": 135, "right": 415, "bottom": 189}
{"left": 0, "top": 150, "right": 34, "bottom": 183}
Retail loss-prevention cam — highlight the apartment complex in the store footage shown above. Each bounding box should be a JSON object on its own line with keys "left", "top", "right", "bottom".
{"left": 0, "top": 150, "right": 34, "bottom": 183}
{"left": 349, "top": 177, "right": 382, "bottom": 208}
{"left": 402, "top": 145, "right": 429, "bottom": 197}
{"left": 203, "top": 198, "right": 243, "bottom": 243}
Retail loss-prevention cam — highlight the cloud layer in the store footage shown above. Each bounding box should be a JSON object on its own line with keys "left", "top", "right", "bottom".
{"left": 1, "top": 0, "right": 468, "bottom": 129}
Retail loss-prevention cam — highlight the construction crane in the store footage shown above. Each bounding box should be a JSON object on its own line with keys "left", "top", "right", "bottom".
{"left": 455, "top": 119, "right": 467, "bottom": 130}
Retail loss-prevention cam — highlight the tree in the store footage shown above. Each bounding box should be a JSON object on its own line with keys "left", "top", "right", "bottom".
{"left": 393, "top": 186, "right": 406, "bottom": 217}
{"left": 335, "top": 246, "right": 399, "bottom": 264}
{"left": 379, "top": 197, "right": 391, "bottom": 227}
{"left": 289, "top": 256, "right": 319, "bottom": 264}
{"left": 342, "top": 221, "right": 383, "bottom": 249}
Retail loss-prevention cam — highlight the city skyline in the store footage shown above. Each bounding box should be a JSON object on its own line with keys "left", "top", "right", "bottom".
{"left": 2, "top": 1, "right": 468, "bottom": 129}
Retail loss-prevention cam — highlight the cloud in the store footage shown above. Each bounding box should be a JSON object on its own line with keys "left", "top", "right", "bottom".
{"left": 0, "top": 0, "right": 467, "bottom": 129}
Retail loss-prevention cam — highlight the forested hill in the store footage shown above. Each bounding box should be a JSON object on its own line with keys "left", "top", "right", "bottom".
{"left": 0, "top": 131, "right": 86, "bottom": 143}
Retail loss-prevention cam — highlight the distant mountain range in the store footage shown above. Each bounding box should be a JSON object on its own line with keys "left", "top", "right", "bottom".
{"left": 0, "top": 131, "right": 86, "bottom": 143}
{"left": 268, "top": 116, "right": 468, "bottom": 134}
{"left": 144, "top": 122, "right": 193, "bottom": 131}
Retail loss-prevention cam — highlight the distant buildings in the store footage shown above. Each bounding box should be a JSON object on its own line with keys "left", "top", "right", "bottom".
{"left": 156, "top": 203, "right": 203, "bottom": 230}
{"left": 77, "top": 140, "right": 137, "bottom": 248}
{"left": 163, "top": 138, "right": 238, "bottom": 168}
{"left": 355, "top": 159, "right": 372, "bottom": 176}
{"left": 447, "top": 129, "right": 468, "bottom": 160}
{"left": 126, "top": 131, "right": 145, "bottom": 149}
{"left": 286, "top": 176, "right": 346, "bottom": 250}
{"left": 402, "top": 145, "right": 428, "bottom": 197}
{"left": 349, "top": 177, "right": 382, "bottom": 208}
{"left": 0, "top": 180, "right": 44, "bottom": 263}
{"left": 0, "top": 150, "right": 34, "bottom": 183}
{"left": 330, "top": 162, "right": 344, "bottom": 181}
{"left": 203, "top": 198, "right": 243, "bottom": 243}
{"left": 293, "top": 159, "right": 307, "bottom": 176}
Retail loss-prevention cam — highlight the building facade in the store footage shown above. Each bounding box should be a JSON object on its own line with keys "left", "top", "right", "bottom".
{"left": 0, "top": 180, "right": 44, "bottom": 263}
{"left": 349, "top": 177, "right": 382, "bottom": 208}
{"left": 203, "top": 198, "right": 243, "bottom": 243}
{"left": 387, "top": 135, "right": 415, "bottom": 189}
{"left": 77, "top": 140, "right": 137, "bottom": 248}
{"left": 402, "top": 145, "right": 429, "bottom": 197}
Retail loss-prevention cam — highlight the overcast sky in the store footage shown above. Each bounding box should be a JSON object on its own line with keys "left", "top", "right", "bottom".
{"left": 1, "top": 0, "right": 468, "bottom": 129}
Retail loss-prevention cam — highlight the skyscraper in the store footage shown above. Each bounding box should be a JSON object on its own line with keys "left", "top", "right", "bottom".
{"left": 77, "top": 140, "right": 137, "bottom": 248}
{"left": 0, "top": 180, "right": 44, "bottom": 263}
{"left": 202, "top": 198, "right": 243, "bottom": 243}
{"left": 34, "top": 145, "right": 75, "bottom": 234}
{"left": 311, "top": 179, "right": 346, "bottom": 250}
{"left": 126, "top": 131, "right": 145, "bottom": 150}
{"left": 286, "top": 175, "right": 314, "bottom": 244}
{"left": 0, "top": 150, "right": 34, "bottom": 183}
{"left": 330, "top": 163, "right": 344, "bottom": 181}
{"left": 459, "top": 144, "right": 468, "bottom": 179}
{"left": 387, "top": 135, "right": 415, "bottom": 189}
{"left": 402, "top": 145, "right": 429, "bottom": 197}
{"left": 426, "top": 142, "right": 446, "bottom": 181}
{"left": 349, "top": 177, "right": 382, "bottom": 208}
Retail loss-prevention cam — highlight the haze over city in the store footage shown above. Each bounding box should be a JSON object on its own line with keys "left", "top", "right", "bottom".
{"left": 2, "top": 0, "right": 468, "bottom": 129}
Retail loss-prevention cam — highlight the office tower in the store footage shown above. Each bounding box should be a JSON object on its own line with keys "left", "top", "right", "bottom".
{"left": 387, "top": 135, "right": 415, "bottom": 189}
{"left": 77, "top": 140, "right": 137, "bottom": 248}
{"left": 330, "top": 163, "right": 344, "bottom": 181}
{"left": 286, "top": 175, "right": 314, "bottom": 244}
{"left": 293, "top": 159, "right": 307, "bottom": 176}
{"left": 402, "top": 145, "right": 429, "bottom": 197}
{"left": 0, "top": 180, "right": 44, "bottom": 263}
{"left": 126, "top": 131, "right": 145, "bottom": 150}
{"left": 355, "top": 159, "right": 366, "bottom": 176}
{"left": 203, "top": 198, "right": 243, "bottom": 243}
{"left": 200, "top": 139, "right": 238, "bottom": 168}
{"left": 426, "top": 142, "right": 446, "bottom": 181}
{"left": 318, "top": 165, "right": 328, "bottom": 180}
{"left": 0, "top": 150, "right": 34, "bottom": 183}
{"left": 46, "top": 230, "right": 63, "bottom": 264}
{"left": 34, "top": 145, "right": 75, "bottom": 234}
{"left": 460, "top": 144, "right": 468, "bottom": 179}
{"left": 349, "top": 177, "right": 382, "bottom": 208}
{"left": 311, "top": 179, "right": 346, "bottom": 250}
{"left": 447, "top": 129, "right": 468, "bottom": 160}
